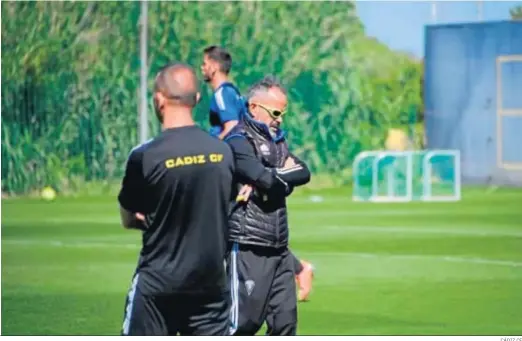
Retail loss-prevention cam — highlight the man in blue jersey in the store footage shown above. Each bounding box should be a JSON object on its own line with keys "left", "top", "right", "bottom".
{"left": 201, "top": 45, "right": 244, "bottom": 140}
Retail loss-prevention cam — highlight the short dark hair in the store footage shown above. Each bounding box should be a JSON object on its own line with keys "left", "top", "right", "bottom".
{"left": 203, "top": 45, "right": 232, "bottom": 75}
{"left": 246, "top": 75, "right": 287, "bottom": 100}
{"left": 154, "top": 62, "right": 198, "bottom": 107}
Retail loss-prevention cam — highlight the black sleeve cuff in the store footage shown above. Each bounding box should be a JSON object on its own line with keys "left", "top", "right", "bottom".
{"left": 118, "top": 191, "right": 139, "bottom": 213}
{"left": 293, "top": 254, "right": 304, "bottom": 274}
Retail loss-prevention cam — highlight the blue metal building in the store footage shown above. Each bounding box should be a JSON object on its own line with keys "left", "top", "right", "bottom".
{"left": 424, "top": 20, "right": 522, "bottom": 186}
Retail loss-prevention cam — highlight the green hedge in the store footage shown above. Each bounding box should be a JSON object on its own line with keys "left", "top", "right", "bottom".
{"left": 1, "top": 2, "right": 423, "bottom": 194}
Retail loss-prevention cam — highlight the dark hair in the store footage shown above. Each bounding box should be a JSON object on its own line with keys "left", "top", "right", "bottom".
{"left": 203, "top": 45, "right": 232, "bottom": 75}
{"left": 246, "top": 75, "right": 287, "bottom": 100}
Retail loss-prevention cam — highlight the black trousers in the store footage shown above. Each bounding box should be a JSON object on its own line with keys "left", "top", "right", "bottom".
{"left": 228, "top": 243, "right": 297, "bottom": 336}
{"left": 121, "top": 274, "right": 230, "bottom": 336}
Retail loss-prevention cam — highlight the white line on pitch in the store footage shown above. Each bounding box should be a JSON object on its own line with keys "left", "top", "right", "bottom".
{"left": 3, "top": 239, "right": 522, "bottom": 268}
{"left": 304, "top": 225, "right": 522, "bottom": 238}
{"left": 294, "top": 209, "right": 522, "bottom": 217}
{"left": 2, "top": 239, "right": 139, "bottom": 249}
{"left": 3, "top": 207, "right": 521, "bottom": 224}
{"left": 299, "top": 251, "right": 522, "bottom": 268}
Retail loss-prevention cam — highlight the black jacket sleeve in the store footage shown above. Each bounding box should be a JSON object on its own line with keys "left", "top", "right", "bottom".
{"left": 275, "top": 152, "right": 311, "bottom": 187}
{"left": 292, "top": 252, "right": 304, "bottom": 274}
{"left": 227, "top": 136, "right": 290, "bottom": 195}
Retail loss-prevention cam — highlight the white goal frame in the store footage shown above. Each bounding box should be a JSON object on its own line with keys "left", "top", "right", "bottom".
{"left": 352, "top": 150, "right": 461, "bottom": 203}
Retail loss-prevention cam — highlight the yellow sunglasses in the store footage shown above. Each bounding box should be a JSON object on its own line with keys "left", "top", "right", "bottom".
{"left": 251, "top": 102, "right": 287, "bottom": 119}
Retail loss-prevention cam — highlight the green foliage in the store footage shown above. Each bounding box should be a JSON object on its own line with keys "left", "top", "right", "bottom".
{"left": 510, "top": 5, "right": 522, "bottom": 20}
{"left": 1, "top": 2, "right": 422, "bottom": 194}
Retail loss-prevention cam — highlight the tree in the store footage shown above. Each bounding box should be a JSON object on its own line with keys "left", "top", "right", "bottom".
{"left": 510, "top": 5, "right": 522, "bottom": 20}
{"left": 2, "top": 1, "right": 423, "bottom": 193}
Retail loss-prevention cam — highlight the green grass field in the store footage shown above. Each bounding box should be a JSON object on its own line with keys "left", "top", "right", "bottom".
{"left": 2, "top": 187, "right": 522, "bottom": 335}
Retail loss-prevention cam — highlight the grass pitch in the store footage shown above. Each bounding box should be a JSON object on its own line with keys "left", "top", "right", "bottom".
{"left": 2, "top": 187, "right": 522, "bottom": 335}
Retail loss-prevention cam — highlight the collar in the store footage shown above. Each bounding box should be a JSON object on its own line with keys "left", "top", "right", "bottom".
{"left": 215, "top": 81, "right": 236, "bottom": 92}
{"left": 243, "top": 109, "right": 286, "bottom": 142}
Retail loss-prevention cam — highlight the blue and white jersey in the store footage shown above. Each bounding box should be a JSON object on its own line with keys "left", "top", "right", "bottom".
{"left": 209, "top": 82, "right": 245, "bottom": 137}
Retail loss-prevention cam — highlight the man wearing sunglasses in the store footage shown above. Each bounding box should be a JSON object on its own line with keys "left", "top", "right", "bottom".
{"left": 224, "top": 75, "right": 311, "bottom": 336}
{"left": 200, "top": 46, "right": 315, "bottom": 305}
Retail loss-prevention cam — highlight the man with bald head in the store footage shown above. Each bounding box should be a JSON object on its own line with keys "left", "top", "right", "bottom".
{"left": 118, "top": 62, "right": 234, "bottom": 336}
{"left": 225, "top": 75, "right": 311, "bottom": 335}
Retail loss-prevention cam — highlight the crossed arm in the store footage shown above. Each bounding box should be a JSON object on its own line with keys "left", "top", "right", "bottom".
{"left": 227, "top": 137, "right": 313, "bottom": 299}
{"left": 227, "top": 136, "right": 311, "bottom": 199}
{"left": 119, "top": 207, "right": 146, "bottom": 230}
{"left": 118, "top": 150, "right": 148, "bottom": 230}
